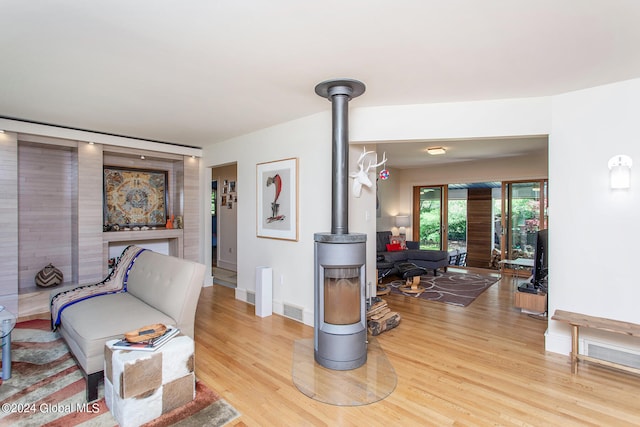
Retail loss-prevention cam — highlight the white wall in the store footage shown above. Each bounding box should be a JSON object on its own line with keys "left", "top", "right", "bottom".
{"left": 204, "top": 96, "right": 552, "bottom": 327}
{"left": 545, "top": 78, "right": 640, "bottom": 354}
{"left": 376, "top": 166, "right": 403, "bottom": 233}
{"left": 349, "top": 144, "right": 379, "bottom": 300}
{"left": 357, "top": 96, "right": 551, "bottom": 240}
{"left": 350, "top": 97, "right": 551, "bottom": 142}
{"left": 383, "top": 149, "right": 549, "bottom": 235}
{"left": 204, "top": 81, "right": 640, "bottom": 357}
{"left": 204, "top": 113, "right": 333, "bottom": 325}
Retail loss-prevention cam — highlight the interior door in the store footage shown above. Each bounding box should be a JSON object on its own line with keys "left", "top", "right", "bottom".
{"left": 412, "top": 185, "right": 447, "bottom": 250}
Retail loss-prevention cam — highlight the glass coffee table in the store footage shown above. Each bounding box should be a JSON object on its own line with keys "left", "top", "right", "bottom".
{"left": 0, "top": 305, "right": 17, "bottom": 381}
{"left": 498, "top": 257, "right": 535, "bottom": 284}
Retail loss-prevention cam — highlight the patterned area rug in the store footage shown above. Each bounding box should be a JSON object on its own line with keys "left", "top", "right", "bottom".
{"left": 388, "top": 270, "right": 499, "bottom": 306}
{"left": 0, "top": 319, "right": 239, "bottom": 427}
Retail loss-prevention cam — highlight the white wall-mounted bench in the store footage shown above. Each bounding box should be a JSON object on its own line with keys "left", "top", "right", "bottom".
{"left": 552, "top": 309, "right": 640, "bottom": 375}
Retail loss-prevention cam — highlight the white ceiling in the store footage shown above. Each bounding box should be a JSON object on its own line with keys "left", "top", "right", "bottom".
{"left": 2, "top": 0, "right": 640, "bottom": 158}
{"left": 376, "top": 135, "right": 548, "bottom": 168}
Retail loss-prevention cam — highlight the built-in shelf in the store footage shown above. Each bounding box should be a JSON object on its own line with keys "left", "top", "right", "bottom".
{"left": 103, "top": 228, "right": 184, "bottom": 243}
{"left": 3, "top": 130, "right": 201, "bottom": 320}
{"left": 103, "top": 228, "right": 184, "bottom": 274}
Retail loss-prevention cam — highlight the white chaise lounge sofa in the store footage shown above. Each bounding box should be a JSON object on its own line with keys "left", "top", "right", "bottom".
{"left": 50, "top": 245, "right": 205, "bottom": 401}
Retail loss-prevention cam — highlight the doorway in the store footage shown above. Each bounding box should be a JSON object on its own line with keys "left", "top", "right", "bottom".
{"left": 412, "top": 185, "right": 445, "bottom": 250}
{"left": 413, "top": 182, "right": 542, "bottom": 270}
{"left": 211, "top": 163, "right": 238, "bottom": 287}
{"left": 501, "top": 180, "right": 548, "bottom": 262}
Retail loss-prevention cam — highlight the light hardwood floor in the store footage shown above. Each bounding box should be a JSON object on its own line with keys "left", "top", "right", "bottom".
{"left": 194, "top": 270, "right": 640, "bottom": 426}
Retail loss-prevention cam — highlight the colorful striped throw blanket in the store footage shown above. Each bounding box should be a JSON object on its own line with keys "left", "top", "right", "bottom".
{"left": 50, "top": 245, "right": 147, "bottom": 330}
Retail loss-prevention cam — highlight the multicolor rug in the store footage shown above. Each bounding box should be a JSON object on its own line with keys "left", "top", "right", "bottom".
{"left": 0, "top": 319, "right": 239, "bottom": 427}
{"left": 388, "top": 270, "right": 499, "bottom": 306}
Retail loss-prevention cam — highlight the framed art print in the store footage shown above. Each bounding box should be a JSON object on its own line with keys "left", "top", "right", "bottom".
{"left": 103, "top": 167, "right": 168, "bottom": 227}
{"left": 256, "top": 157, "right": 298, "bottom": 240}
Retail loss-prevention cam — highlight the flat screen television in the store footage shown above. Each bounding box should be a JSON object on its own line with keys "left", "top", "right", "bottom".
{"left": 533, "top": 229, "right": 548, "bottom": 288}
{"left": 518, "top": 229, "right": 548, "bottom": 293}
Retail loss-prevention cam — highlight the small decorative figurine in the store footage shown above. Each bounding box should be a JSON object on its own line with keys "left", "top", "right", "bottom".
{"left": 349, "top": 147, "right": 387, "bottom": 197}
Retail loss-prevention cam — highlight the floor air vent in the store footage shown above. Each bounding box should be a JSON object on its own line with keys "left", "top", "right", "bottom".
{"left": 283, "top": 303, "right": 304, "bottom": 322}
{"left": 586, "top": 341, "right": 640, "bottom": 370}
{"left": 246, "top": 291, "right": 255, "bottom": 305}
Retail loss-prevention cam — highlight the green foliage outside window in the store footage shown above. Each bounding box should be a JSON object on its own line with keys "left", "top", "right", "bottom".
{"left": 419, "top": 199, "right": 469, "bottom": 250}
{"left": 511, "top": 199, "right": 539, "bottom": 230}
{"left": 418, "top": 186, "right": 540, "bottom": 252}
{"left": 419, "top": 199, "right": 441, "bottom": 250}
{"left": 447, "top": 200, "right": 467, "bottom": 241}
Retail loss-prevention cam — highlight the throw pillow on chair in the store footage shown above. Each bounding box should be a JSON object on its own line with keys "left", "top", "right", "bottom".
{"left": 386, "top": 243, "right": 403, "bottom": 252}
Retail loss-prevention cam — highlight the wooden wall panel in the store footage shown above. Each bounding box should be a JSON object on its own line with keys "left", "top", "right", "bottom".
{"left": 8, "top": 139, "right": 200, "bottom": 316}
{"left": 183, "top": 156, "right": 200, "bottom": 262}
{"left": 467, "top": 188, "right": 493, "bottom": 269}
{"left": 18, "top": 142, "right": 74, "bottom": 293}
{"left": 0, "top": 135, "right": 19, "bottom": 313}
{"left": 77, "top": 143, "right": 104, "bottom": 283}
{"left": 172, "top": 158, "right": 184, "bottom": 226}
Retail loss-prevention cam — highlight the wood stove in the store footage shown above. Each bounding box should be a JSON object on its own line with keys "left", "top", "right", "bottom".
{"left": 314, "top": 79, "right": 367, "bottom": 370}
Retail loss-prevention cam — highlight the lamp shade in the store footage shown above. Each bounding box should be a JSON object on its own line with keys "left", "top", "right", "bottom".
{"left": 395, "top": 215, "right": 410, "bottom": 228}
{"left": 395, "top": 215, "right": 410, "bottom": 234}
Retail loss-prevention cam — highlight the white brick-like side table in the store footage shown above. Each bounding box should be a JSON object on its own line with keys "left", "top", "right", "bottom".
{"left": 104, "top": 335, "right": 195, "bottom": 427}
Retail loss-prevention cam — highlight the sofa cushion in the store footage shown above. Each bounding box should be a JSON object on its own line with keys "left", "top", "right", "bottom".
{"left": 59, "top": 292, "right": 175, "bottom": 374}
{"left": 406, "top": 249, "right": 448, "bottom": 262}
{"left": 50, "top": 245, "right": 147, "bottom": 328}
{"left": 383, "top": 250, "right": 409, "bottom": 263}
{"left": 405, "top": 240, "right": 419, "bottom": 250}
{"left": 126, "top": 251, "right": 204, "bottom": 338}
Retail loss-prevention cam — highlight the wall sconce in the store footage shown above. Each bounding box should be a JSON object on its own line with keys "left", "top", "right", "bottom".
{"left": 608, "top": 154, "right": 632, "bottom": 189}
{"left": 395, "top": 215, "right": 410, "bottom": 235}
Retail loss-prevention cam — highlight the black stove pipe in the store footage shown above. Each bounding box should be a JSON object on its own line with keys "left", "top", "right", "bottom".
{"left": 315, "top": 79, "right": 366, "bottom": 235}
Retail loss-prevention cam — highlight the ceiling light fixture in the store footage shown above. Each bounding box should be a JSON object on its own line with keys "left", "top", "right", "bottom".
{"left": 427, "top": 147, "right": 446, "bottom": 155}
